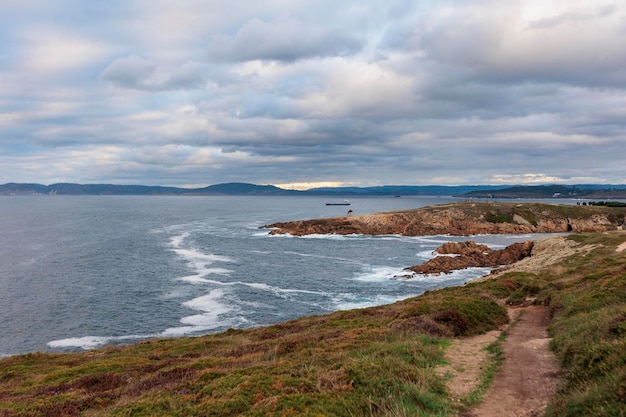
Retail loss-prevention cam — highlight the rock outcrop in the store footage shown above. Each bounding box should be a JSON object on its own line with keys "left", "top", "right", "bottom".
{"left": 407, "top": 241, "right": 534, "bottom": 275}
{"left": 263, "top": 202, "right": 626, "bottom": 237}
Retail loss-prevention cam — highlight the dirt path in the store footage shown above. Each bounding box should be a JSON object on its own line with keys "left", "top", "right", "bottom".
{"left": 463, "top": 305, "right": 561, "bottom": 417}
{"left": 438, "top": 330, "right": 502, "bottom": 399}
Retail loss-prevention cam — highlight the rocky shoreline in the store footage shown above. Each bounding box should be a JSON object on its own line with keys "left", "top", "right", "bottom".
{"left": 262, "top": 201, "right": 626, "bottom": 236}
{"left": 262, "top": 202, "right": 625, "bottom": 276}
{"left": 406, "top": 240, "right": 534, "bottom": 275}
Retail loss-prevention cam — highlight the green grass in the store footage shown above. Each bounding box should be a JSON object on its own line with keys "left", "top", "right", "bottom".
{"left": 485, "top": 211, "right": 514, "bottom": 223}
{"left": 1, "top": 231, "right": 625, "bottom": 416}
{"left": 0, "top": 284, "right": 510, "bottom": 417}
{"left": 536, "top": 232, "right": 626, "bottom": 417}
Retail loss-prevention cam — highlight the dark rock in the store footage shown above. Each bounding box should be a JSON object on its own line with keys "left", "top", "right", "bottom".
{"left": 406, "top": 241, "right": 534, "bottom": 275}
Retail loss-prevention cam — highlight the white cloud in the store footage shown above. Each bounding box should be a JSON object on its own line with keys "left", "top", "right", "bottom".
{"left": 1, "top": 0, "right": 626, "bottom": 186}
{"left": 273, "top": 181, "right": 345, "bottom": 190}
{"left": 296, "top": 57, "right": 417, "bottom": 119}
{"left": 0, "top": 113, "right": 21, "bottom": 127}
{"left": 19, "top": 30, "right": 111, "bottom": 73}
{"left": 490, "top": 174, "right": 568, "bottom": 184}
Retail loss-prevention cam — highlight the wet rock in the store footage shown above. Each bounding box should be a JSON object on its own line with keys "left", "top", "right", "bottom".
{"left": 406, "top": 241, "right": 534, "bottom": 275}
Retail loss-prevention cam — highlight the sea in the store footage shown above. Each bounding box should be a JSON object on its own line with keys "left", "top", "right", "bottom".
{"left": 0, "top": 195, "right": 563, "bottom": 356}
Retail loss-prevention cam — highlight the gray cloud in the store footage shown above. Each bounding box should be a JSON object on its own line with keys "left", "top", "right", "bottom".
{"left": 1, "top": 1, "right": 626, "bottom": 186}
{"left": 100, "top": 55, "right": 157, "bottom": 88}
{"left": 101, "top": 56, "right": 215, "bottom": 91}
{"left": 207, "top": 18, "right": 363, "bottom": 62}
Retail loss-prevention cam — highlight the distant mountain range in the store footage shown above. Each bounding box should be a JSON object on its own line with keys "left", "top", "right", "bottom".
{"left": 1, "top": 182, "right": 626, "bottom": 198}
{"left": 0, "top": 182, "right": 293, "bottom": 196}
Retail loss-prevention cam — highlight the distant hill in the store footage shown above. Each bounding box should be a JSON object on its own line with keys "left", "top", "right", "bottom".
{"left": 198, "top": 183, "right": 294, "bottom": 195}
{"left": 0, "top": 183, "right": 51, "bottom": 195}
{"left": 0, "top": 182, "right": 297, "bottom": 196}
{"left": 305, "top": 185, "right": 510, "bottom": 196}
{"left": 462, "top": 185, "right": 626, "bottom": 199}
{"left": 2, "top": 182, "right": 626, "bottom": 197}
{"left": 49, "top": 183, "right": 185, "bottom": 195}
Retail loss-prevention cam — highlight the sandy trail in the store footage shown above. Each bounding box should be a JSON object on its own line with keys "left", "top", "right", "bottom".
{"left": 462, "top": 305, "right": 561, "bottom": 417}
{"left": 438, "top": 330, "right": 502, "bottom": 399}
{"left": 443, "top": 233, "right": 626, "bottom": 416}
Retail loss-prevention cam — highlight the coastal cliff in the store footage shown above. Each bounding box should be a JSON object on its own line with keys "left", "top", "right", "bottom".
{"left": 263, "top": 202, "right": 626, "bottom": 236}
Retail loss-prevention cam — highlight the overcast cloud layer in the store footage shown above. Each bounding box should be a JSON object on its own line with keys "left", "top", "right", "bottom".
{"left": 1, "top": 1, "right": 625, "bottom": 188}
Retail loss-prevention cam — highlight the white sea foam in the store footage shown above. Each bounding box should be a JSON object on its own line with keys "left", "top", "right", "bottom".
{"left": 268, "top": 232, "right": 409, "bottom": 240}
{"left": 406, "top": 267, "right": 492, "bottom": 283}
{"left": 177, "top": 268, "right": 234, "bottom": 284}
{"left": 163, "top": 232, "right": 249, "bottom": 337}
{"left": 160, "top": 326, "right": 198, "bottom": 337}
{"left": 183, "top": 289, "right": 232, "bottom": 313}
{"left": 172, "top": 248, "right": 234, "bottom": 264}
{"left": 333, "top": 294, "right": 412, "bottom": 311}
{"left": 168, "top": 288, "right": 250, "bottom": 335}
{"left": 415, "top": 237, "right": 455, "bottom": 245}
{"left": 178, "top": 275, "right": 212, "bottom": 284}
{"left": 48, "top": 336, "right": 111, "bottom": 349}
{"left": 175, "top": 277, "right": 329, "bottom": 298}
{"left": 416, "top": 250, "right": 437, "bottom": 259}
{"left": 351, "top": 266, "right": 408, "bottom": 282}
{"left": 168, "top": 232, "right": 236, "bottom": 288}
{"left": 252, "top": 231, "right": 274, "bottom": 237}
{"left": 282, "top": 250, "right": 361, "bottom": 264}
{"left": 237, "top": 281, "right": 330, "bottom": 297}
{"left": 47, "top": 334, "right": 151, "bottom": 350}
{"left": 169, "top": 232, "right": 189, "bottom": 248}
{"left": 169, "top": 231, "right": 234, "bottom": 264}
{"left": 299, "top": 233, "right": 360, "bottom": 240}
{"left": 270, "top": 232, "right": 456, "bottom": 243}
{"left": 271, "top": 287, "right": 328, "bottom": 295}
{"left": 180, "top": 314, "right": 228, "bottom": 327}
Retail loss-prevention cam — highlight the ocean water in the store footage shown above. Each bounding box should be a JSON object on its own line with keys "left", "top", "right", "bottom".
{"left": 0, "top": 195, "right": 547, "bottom": 356}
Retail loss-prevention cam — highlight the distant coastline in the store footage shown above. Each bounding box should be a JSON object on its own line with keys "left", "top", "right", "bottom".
{"left": 2, "top": 182, "right": 626, "bottom": 198}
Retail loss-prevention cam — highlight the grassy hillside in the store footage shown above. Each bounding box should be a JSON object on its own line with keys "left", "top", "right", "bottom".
{"left": 0, "top": 232, "right": 625, "bottom": 416}
{"left": 543, "top": 232, "right": 626, "bottom": 416}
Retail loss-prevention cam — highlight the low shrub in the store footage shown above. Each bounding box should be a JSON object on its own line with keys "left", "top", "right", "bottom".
{"left": 485, "top": 211, "right": 514, "bottom": 223}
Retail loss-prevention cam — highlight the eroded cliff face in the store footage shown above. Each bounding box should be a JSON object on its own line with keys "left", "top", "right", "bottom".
{"left": 263, "top": 202, "right": 626, "bottom": 237}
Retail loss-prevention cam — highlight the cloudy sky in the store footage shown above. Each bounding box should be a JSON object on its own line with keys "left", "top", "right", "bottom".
{"left": 1, "top": 1, "right": 625, "bottom": 188}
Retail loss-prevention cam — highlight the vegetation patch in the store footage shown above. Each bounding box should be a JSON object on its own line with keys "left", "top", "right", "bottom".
{"left": 1, "top": 231, "right": 625, "bottom": 416}
{"left": 485, "top": 211, "right": 514, "bottom": 223}
{"left": 541, "top": 233, "right": 626, "bottom": 417}
{"left": 588, "top": 201, "right": 626, "bottom": 208}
